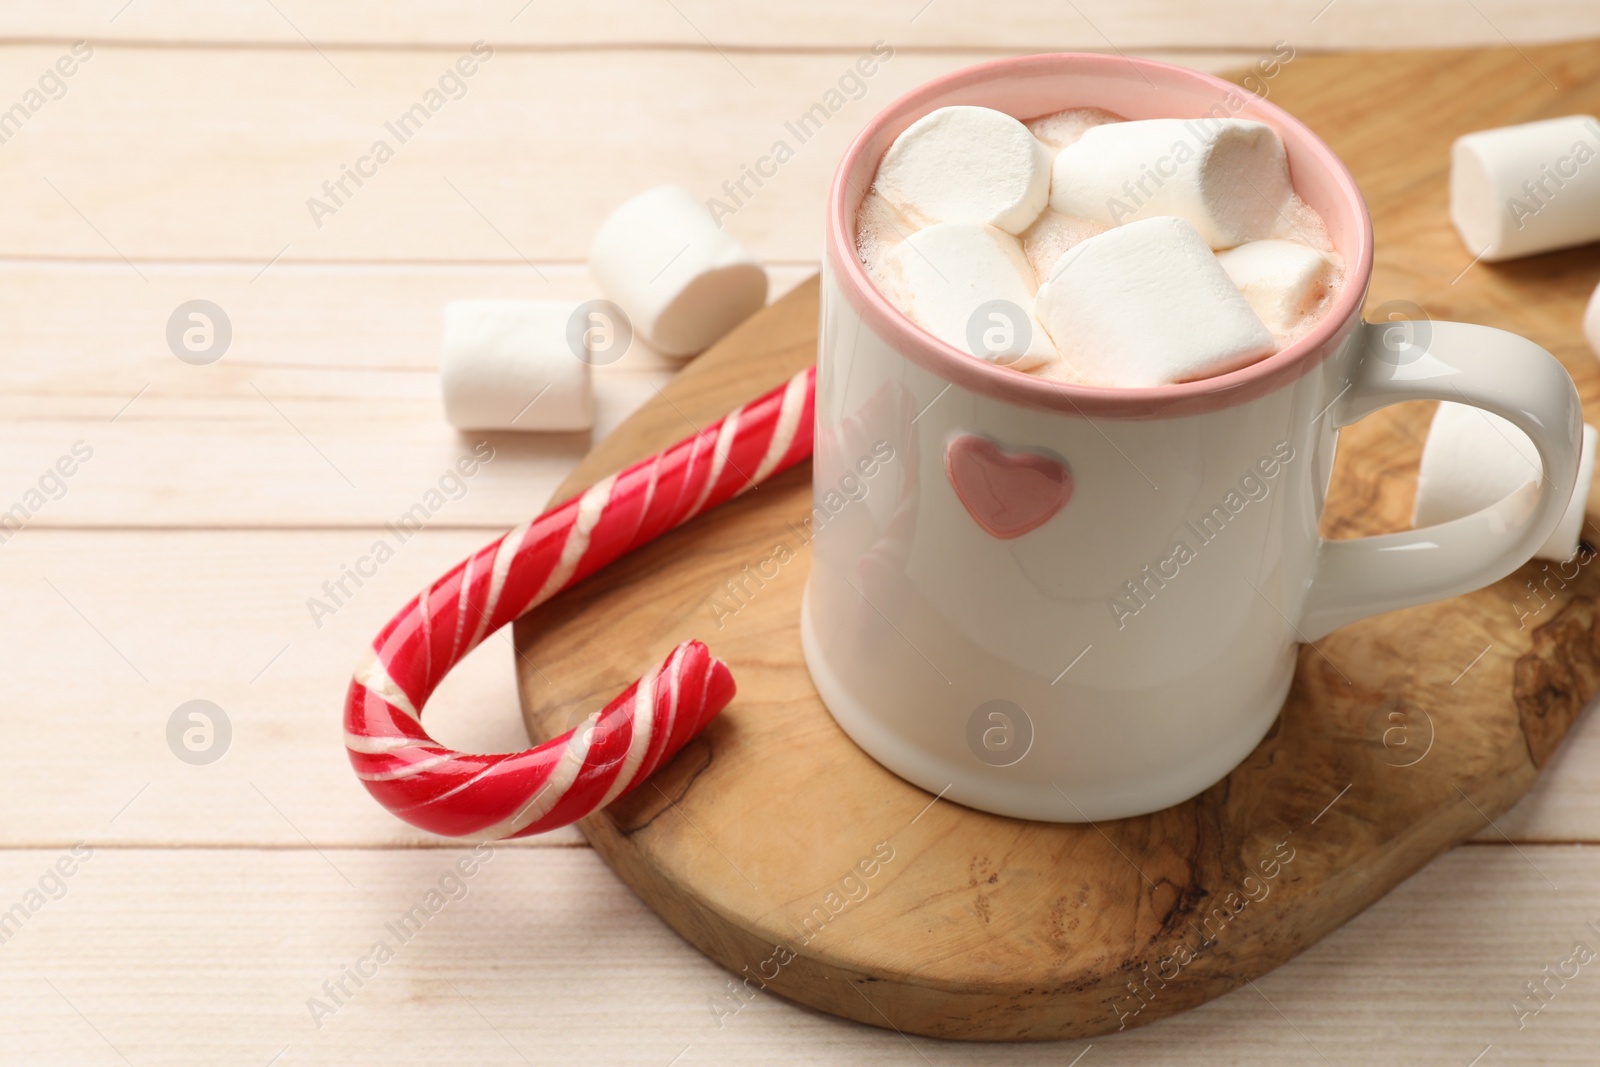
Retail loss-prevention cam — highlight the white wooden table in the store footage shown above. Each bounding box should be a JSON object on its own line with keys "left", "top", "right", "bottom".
{"left": 5, "top": 4, "right": 1600, "bottom": 1064}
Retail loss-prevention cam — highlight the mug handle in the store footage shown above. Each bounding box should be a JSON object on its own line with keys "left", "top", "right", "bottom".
{"left": 1297, "top": 319, "right": 1584, "bottom": 641}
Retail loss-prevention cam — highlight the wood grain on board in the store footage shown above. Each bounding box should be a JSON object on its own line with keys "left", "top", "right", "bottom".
{"left": 512, "top": 41, "right": 1600, "bottom": 1039}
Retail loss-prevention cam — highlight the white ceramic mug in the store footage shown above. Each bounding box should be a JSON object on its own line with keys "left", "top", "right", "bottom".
{"left": 800, "top": 53, "right": 1584, "bottom": 822}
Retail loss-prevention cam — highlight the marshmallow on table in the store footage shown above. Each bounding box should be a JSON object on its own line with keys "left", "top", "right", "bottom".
{"left": 875, "top": 106, "right": 1052, "bottom": 234}
{"left": 1034, "top": 215, "right": 1276, "bottom": 387}
{"left": 1050, "top": 118, "right": 1294, "bottom": 249}
{"left": 1450, "top": 115, "right": 1600, "bottom": 262}
{"left": 893, "top": 223, "right": 1054, "bottom": 370}
{"left": 588, "top": 185, "right": 768, "bottom": 357}
{"left": 440, "top": 300, "right": 593, "bottom": 432}
{"left": 1413, "top": 401, "right": 1597, "bottom": 562}
{"left": 1216, "top": 239, "right": 1333, "bottom": 334}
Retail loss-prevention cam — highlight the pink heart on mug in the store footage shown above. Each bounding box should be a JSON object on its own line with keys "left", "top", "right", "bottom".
{"left": 945, "top": 435, "right": 1073, "bottom": 540}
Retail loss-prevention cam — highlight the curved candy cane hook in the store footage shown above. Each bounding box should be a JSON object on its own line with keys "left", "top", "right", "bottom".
{"left": 345, "top": 367, "right": 815, "bottom": 838}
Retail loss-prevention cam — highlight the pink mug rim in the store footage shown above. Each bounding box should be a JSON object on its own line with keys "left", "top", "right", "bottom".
{"left": 825, "top": 52, "right": 1375, "bottom": 419}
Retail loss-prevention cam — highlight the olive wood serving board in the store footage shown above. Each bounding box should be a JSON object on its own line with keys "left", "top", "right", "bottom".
{"left": 513, "top": 40, "right": 1600, "bottom": 1040}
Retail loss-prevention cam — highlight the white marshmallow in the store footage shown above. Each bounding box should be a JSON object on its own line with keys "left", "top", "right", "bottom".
{"left": 588, "top": 185, "right": 767, "bottom": 357}
{"left": 1585, "top": 278, "right": 1600, "bottom": 359}
{"left": 875, "top": 106, "right": 1052, "bottom": 234}
{"left": 1033, "top": 215, "right": 1276, "bottom": 387}
{"left": 1413, "top": 401, "right": 1597, "bottom": 561}
{"left": 893, "top": 223, "right": 1054, "bottom": 370}
{"left": 1450, "top": 115, "right": 1600, "bottom": 262}
{"left": 440, "top": 300, "right": 593, "bottom": 432}
{"left": 1050, "top": 118, "right": 1294, "bottom": 249}
{"left": 1215, "top": 239, "right": 1333, "bottom": 334}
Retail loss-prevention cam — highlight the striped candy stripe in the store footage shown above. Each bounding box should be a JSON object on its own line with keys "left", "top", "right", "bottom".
{"left": 345, "top": 367, "right": 816, "bottom": 838}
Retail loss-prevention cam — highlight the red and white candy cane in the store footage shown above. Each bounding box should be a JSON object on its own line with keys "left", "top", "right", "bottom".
{"left": 345, "top": 367, "right": 815, "bottom": 838}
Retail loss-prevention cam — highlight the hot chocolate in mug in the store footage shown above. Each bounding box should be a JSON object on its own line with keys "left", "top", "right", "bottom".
{"left": 800, "top": 53, "right": 1584, "bottom": 822}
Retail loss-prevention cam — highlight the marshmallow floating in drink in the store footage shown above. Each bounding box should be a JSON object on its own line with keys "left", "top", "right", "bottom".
{"left": 440, "top": 300, "right": 594, "bottom": 432}
{"left": 1034, "top": 216, "right": 1276, "bottom": 387}
{"left": 853, "top": 105, "right": 1342, "bottom": 387}
{"left": 1450, "top": 115, "right": 1600, "bottom": 262}
{"left": 875, "top": 106, "right": 1052, "bottom": 234}
{"left": 589, "top": 185, "right": 768, "bottom": 357}
{"left": 1050, "top": 118, "right": 1295, "bottom": 249}
{"left": 1413, "top": 401, "right": 1597, "bottom": 561}
{"left": 893, "top": 223, "right": 1054, "bottom": 370}
{"left": 1216, "top": 239, "right": 1334, "bottom": 336}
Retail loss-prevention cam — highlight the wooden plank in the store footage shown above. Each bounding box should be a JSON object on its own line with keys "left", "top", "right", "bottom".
{"left": 0, "top": 527, "right": 589, "bottom": 848}
{"left": 0, "top": 46, "right": 1254, "bottom": 264}
{"left": 0, "top": 845, "right": 1596, "bottom": 1064}
{"left": 2, "top": 39, "right": 1587, "bottom": 269}
{"left": 0, "top": 263, "right": 811, "bottom": 527}
{"left": 5, "top": 0, "right": 1597, "bottom": 50}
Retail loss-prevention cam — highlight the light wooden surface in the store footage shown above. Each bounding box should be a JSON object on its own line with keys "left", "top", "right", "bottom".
{"left": 6, "top": 6, "right": 1600, "bottom": 1063}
